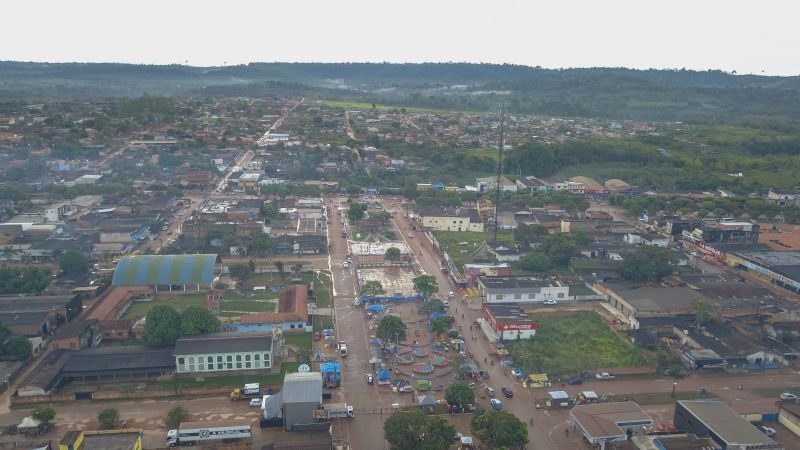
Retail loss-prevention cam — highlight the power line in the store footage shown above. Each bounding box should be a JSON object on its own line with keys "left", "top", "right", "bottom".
{"left": 493, "top": 105, "right": 505, "bottom": 243}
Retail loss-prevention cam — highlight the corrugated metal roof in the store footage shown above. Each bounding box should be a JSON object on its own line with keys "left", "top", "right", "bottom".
{"left": 282, "top": 372, "right": 322, "bottom": 404}
{"left": 112, "top": 254, "right": 217, "bottom": 286}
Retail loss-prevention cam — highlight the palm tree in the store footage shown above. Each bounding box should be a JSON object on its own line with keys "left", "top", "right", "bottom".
{"left": 274, "top": 260, "right": 285, "bottom": 279}
{"left": 1, "top": 246, "right": 19, "bottom": 262}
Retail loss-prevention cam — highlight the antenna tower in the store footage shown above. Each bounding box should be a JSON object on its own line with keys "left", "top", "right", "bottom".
{"left": 493, "top": 105, "right": 505, "bottom": 243}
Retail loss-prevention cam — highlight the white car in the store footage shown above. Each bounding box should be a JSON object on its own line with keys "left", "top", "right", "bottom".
{"left": 399, "top": 385, "right": 414, "bottom": 393}
{"left": 443, "top": 299, "right": 449, "bottom": 307}
{"left": 759, "top": 426, "right": 776, "bottom": 436}
{"left": 779, "top": 392, "right": 798, "bottom": 401}
{"left": 249, "top": 398, "right": 262, "bottom": 407}
{"left": 543, "top": 299, "right": 557, "bottom": 306}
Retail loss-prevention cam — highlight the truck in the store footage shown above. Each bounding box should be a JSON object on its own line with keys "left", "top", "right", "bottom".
{"left": 166, "top": 420, "right": 252, "bottom": 447}
{"left": 313, "top": 403, "right": 355, "bottom": 420}
{"left": 231, "top": 382, "right": 261, "bottom": 400}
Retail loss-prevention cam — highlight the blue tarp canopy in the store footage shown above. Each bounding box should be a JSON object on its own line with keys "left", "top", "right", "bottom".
{"left": 370, "top": 337, "right": 384, "bottom": 347}
{"left": 377, "top": 370, "right": 390, "bottom": 381}
{"left": 367, "top": 304, "right": 385, "bottom": 312}
{"left": 429, "top": 312, "right": 445, "bottom": 320}
{"left": 321, "top": 361, "right": 341, "bottom": 374}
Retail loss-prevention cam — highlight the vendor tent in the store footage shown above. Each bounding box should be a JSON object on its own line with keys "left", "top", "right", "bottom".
{"left": 417, "top": 395, "right": 436, "bottom": 406}
{"left": 367, "top": 304, "right": 386, "bottom": 312}
{"left": 548, "top": 391, "right": 570, "bottom": 401}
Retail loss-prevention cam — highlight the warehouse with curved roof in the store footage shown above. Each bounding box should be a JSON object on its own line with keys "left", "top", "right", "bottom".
{"left": 112, "top": 254, "right": 218, "bottom": 290}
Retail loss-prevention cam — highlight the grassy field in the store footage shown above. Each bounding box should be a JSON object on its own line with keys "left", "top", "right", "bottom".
{"left": 123, "top": 293, "right": 277, "bottom": 319}
{"left": 248, "top": 272, "right": 313, "bottom": 287}
{"left": 314, "top": 315, "right": 334, "bottom": 332}
{"left": 434, "top": 230, "right": 514, "bottom": 268}
{"left": 314, "top": 271, "right": 332, "bottom": 308}
{"left": 568, "top": 283, "right": 597, "bottom": 296}
{"left": 219, "top": 299, "right": 276, "bottom": 313}
{"left": 507, "top": 313, "right": 651, "bottom": 376}
{"left": 284, "top": 332, "right": 312, "bottom": 351}
{"left": 321, "top": 99, "right": 447, "bottom": 114}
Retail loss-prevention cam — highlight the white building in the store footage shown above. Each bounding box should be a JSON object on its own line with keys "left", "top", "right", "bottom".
{"left": 418, "top": 206, "right": 484, "bottom": 232}
{"left": 173, "top": 333, "right": 275, "bottom": 374}
{"left": 552, "top": 181, "right": 585, "bottom": 195}
{"left": 477, "top": 276, "right": 569, "bottom": 303}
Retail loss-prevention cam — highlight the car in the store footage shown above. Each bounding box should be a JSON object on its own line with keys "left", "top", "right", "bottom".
{"left": 313, "top": 332, "right": 322, "bottom": 341}
{"left": 485, "top": 387, "right": 496, "bottom": 397}
{"left": 442, "top": 299, "right": 449, "bottom": 307}
{"left": 343, "top": 261, "right": 350, "bottom": 268}
{"left": 366, "top": 374, "right": 374, "bottom": 385}
{"left": 249, "top": 398, "right": 262, "bottom": 407}
{"left": 490, "top": 399, "right": 503, "bottom": 410}
{"left": 502, "top": 387, "right": 513, "bottom": 398}
{"left": 779, "top": 392, "right": 798, "bottom": 401}
{"left": 453, "top": 432, "right": 463, "bottom": 441}
{"left": 543, "top": 299, "right": 557, "bottom": 306}
{"left": 595, "top": 372, "right": 615, "bottom": 380}
{"left": 568, "top": 378, "right": 583, "bottom": 385}
{"left": 448, "top": 291, "right": 455, "bottom": 298}
{"left": 408, "top": 233, "right": 414, "bottom": 238}
{"left": 399, "top": 385, "right": 414, "bottom": 393}
{"left": 468, "top": 383, "right": 476, "bottom": 389}
{"left": 759, "top": 426, "right": 776, "bottom": 436}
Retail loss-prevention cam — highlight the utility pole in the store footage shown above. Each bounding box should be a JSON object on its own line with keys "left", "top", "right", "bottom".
{"left": 493, "top": 105, "right": 505, "bottom": 243}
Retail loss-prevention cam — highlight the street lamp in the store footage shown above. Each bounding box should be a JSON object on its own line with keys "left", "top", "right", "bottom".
{"left": 672, "top": 382, "right": 677, "bottom": 399}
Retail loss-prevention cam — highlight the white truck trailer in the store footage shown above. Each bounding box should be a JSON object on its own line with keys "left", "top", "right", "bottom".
{"left": 166, "top": 420, "right": 252, "bottom": 447}
{"left": 313, "top": 403, "right": 355, "bottom": 420}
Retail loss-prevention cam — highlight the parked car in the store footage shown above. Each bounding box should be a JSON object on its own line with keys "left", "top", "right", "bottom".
{"left": 485, "top": 387, "right": 496, "bottom": 397}
{"left": 448, "top": 291, "right": 455, "bottom": 298}
{"left": 249, "top": 398, "right": 262, "bottom": 407}
{"left": 502, "top": 387, "right": 513, "bottom": 398}
{"left": 408, "top": 233, "right": 414, "bottom": 238}
{"left": 543, "top": 299, "right": 557, "bottom": 306}
{"left": 595, "top": 372, "right": 615, "bottom": 380}
{"left": 366, "top": 374, "right": 373, "bottom": 385}
{"left": 468, "top": 383, "right": 476, "bottom": 389}
{"left": 779, "top": 392, "right": 798, "bottom": 401}
{"left": 399, "top": 385, "right": 414, "bottom": 393}
{"left": 568, "top": 378, "right": 583, "bottom": 385}
{"left": 759, "top": 426, "right": 776, "bottom": 436}
{"left": 490, "top": 399, "right": 503, "bottom": 410}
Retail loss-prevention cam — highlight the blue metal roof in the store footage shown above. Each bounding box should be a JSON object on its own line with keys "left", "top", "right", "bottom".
{"left": 112, "top": 254, "right": 218, "bottom": 286}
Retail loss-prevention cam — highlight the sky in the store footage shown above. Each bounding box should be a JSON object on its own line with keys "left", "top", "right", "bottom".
{"left": 3, "top": 0, "right": 800, "bottom": 75}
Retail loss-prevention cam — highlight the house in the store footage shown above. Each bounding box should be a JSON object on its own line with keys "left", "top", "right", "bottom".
{"left": 552, "top": 181, "right": 585, "bottom": 195}
{"left": 50, "top": 319, "right": 101, "bottom": 351}
{"left": 418, "top": 206, "right": 484, "bottom": 232}
{"left": 477, "top": 276, "right": 569, "bottom": 304}
{"left": 0, "top": 294, "right": 82, "bottom": 337}
{"left": 476, "top": 176, "right": 517, "bottom": 193}
{"left": 237, "top": 172, "right": 261, "bottom": 191}
{"left": 99, "top": 319, "right": 134, "bottom": 341}
{"left": 767, "top": 188, "right": 800, "bottom": 207}
{"left": 228, "top": 285, "right": 309, "bottom": 332}
{"left": 488, "top": 243, "right": 525, "bottom": 262}
{"left": 601, "top": 284, "right": 703, "bottom": 320}
{"left": 482, "top": 303, "right": 536, "bottom": 340}
{"left": 516, "top": 176, "right": 550, "bottom": 193}
{"left": 570, "top": 402, "right": 653, "bottom": 449}
{"left": 273, "top": 235, "right": 327, "bottom": 255}
{"left": 463, "top": 263, "right": 512, "bottom": 288}
{"left": 623, "top": 233, "right": 669, "bottom": 247}
{"left": 683, "top": 220, "right": 760, "bottom": 245}
{"left": 173, "top": 332, "right": 275, "bottom": 374}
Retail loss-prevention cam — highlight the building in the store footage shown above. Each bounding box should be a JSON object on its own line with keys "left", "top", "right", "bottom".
{"left": 482, "top": 303, "right": 536, "bottom": 340}
{"left": 99, "top": 319, "right": 134, "bottom": 341}
{"left": 552, "top": 180, "right": 585, "bottom": 195}
{"left": 111, "top": 254, "right": 219, "bottom": 292}
{"left": 629, "top": 434, "right": 719, "bottom": 450}
{"left": 463, "top": 263, "right": 512, "bottom": 288}
{"left": 418, "top": 206, "right": 484, "bottom": 232}
{"left": 60, "top": 429, "right": 142, "bottom": 450}
{"left": 767, "top": 188, "right": 800, "bottom": 207}
{"left": 237, "top": 172, "right": 261, "bottom": 191}
{"left": 683, "top": 220, "right": 760, "bottom": 245}
{"left": 674, "top": 400, "right": 782, "bottom": 449}
{"left": 50, "top": 319, "right": 101, "bottom": 351}
{"left": 296, "top": 198, "right": 324, "bottom": 219}
{"left": 228, "top": 285, "right": 309, "bottom": 332}
{"left": 726, "top": 251, "right": 800, "bottom": 294}
{"left": 601, "top": 284, "right": 703, "bottom": 321}
{"left": 779, "top": 403, "right": 800, "bottom": 440}
{"left": 282, "top": 371, "right": 324, "bottom": 431}
{"left": 173, "top": 333, "right": 274, "bottom": 374}
{"left": 273, "top": 235, "right": 327, "bottom": 255}
{"left": 476, "top": 176, "right": 517, "bottom": 193}
{"left": 570, "top": 401, "right": 653, "bottom": 449}
{"left": 72, "top": 174, "right": 103, "bottom": 185}
{"left": 477, "top": 276, "right": 569, "bottom": 304}
{"left": 0, "top": 294, "right": 82, "bottom": 337}
{"left": 516, "top": 176, "right": 550, "bottom": 193}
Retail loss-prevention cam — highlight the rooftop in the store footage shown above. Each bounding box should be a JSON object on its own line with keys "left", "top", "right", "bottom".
{"left": 174, "top": 333, "right": 272, "bottom": 356}
{"left": 283, "top": 371, "right": 323, "bottom": 404}
{"left": 240, "top": 285, "right": 308, "bottom": 324}
{"left": 570, "top": 401, "right": 652, "bottom": 441}
{"left": 677, "top": 400, "right": 779, "bottom": 447}
{"left": 605, "top": 285, "right": 701, "bottom": 314}
{"left": 112, "top": 254, "right": 218, "bottom": 286}
{"left": 53, "top": 319, "right": 97, "bottom": 339}
{"left": 479, "top": 276, "right": 563, "bottom": 291}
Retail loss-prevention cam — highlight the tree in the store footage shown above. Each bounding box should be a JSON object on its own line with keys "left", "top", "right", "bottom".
{"left": 430, "top": 316, "right": 454, "bottom": 337}
{"left": 143, "top": 305, "right": 182, "bottom": 347}
{"left": 59, "top": 249, "right": 89, "bottom": 274}
{"left": 620, "top": 246, "right": 673, "bottom": 281}
{"left": 384, "top": 410, "right": 455, "bottom": 450}
{"left": 418, "top": 298, "right": 446, "bottom": 315}
{"left": 514, "top": 223, "right": 548, "bottom": 248}
{"left": 517, "top": 251, "right": 551, "bottom": 272}
{"left": 180, "top": 305, "right": 220, "bottom": 336}
{"left": 274, "top": 260, "right": 285, "bottom": 279}
{"left": 4, "top": 335, "right": 32, "bottom": 360}
{"left": 360, "top": 280, "right": 385, "bottom": 297}
{"left": 347, "top": 203, "right": 366, "bottom": 223}
{"left": 412, "top": 275, "right": 439, "bottom": 300}
{"left": 228, "top": 263, "right": 253, "bottom": 286}
{"left": 290, "top": 262, "right": 304, "bottom": 278}
{"left": 0, "top": 246, "right": 19, "bottom": 262}
{"left": 98, "top": 408, "right": 119, "bottom": 429}
{"left": 166, "top": 406, "right": 188, "bottom": 428}
{"left": 541, "top": 234, "right": 577, "bottom": 268}
{"left": 32, "top": 406, "right": 56, "bottom": 426}
{"left": 574, "top": 230, "right": 592, "bottom": 245}
{"left": 296, "top": 347, "right": 312, "bottom": 365}
{"left": 471, "top": 410, "right": 528, "bottom": 449}
{"left": 692, "top": 298, "right": 716, "bottom": 331}
{"left": 445, "top": 382, "right": 475, "bottom": 408}
{"left": 248, "top": 233, "right": 274, "bottom": 256}
{"left": 385, "top": 247, "right": 402, "bottom": 262}
{"left": 376, "top": 315, "right": 407, "bottom": 343}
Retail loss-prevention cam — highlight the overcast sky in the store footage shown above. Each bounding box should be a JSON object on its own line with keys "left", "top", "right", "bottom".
{"left": 3, "top": 0, "right": 799, "bottom": 75}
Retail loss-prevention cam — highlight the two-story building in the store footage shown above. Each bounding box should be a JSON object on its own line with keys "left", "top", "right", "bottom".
{"left": 418, "top": 206, "right": 484, "bottom": 232}
{"left": 173, "top": 333, "right": 275, "bottom": 374}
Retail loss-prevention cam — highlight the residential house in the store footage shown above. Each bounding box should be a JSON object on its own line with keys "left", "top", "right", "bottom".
{"left": 50, "top": 319, "right": 101, "bottom": 351}
{"left": 477, "top": 276, "right": 569, "bottom": 304}
{"left": 418, "top": 206, "right": 484, "bottom": 232}
{"left": 274, "top": 235, "right": 328, "bottom": 255}
{"left": 476, "top": 176, "right": 517, "bottom": 193}
{"left": 226, "top": 285, "right": 309, "bottom": 333}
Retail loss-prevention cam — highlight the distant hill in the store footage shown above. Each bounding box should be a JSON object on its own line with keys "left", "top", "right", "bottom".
{"left": 2, "top": 61, "right": 800, "bottom": 121}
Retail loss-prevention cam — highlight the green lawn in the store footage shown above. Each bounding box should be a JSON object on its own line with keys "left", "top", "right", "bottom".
{"left": 507, "top": 313, "right": 651, "bottom": 376}
{"left": 568, "top": 284, "right": 596, "bottom": 296}
{"left": 122, "top": 294, "right": 208, "bottom": 319}
{"left": 248, "top": 272, "right": 313, "bottom": 287}
{"left": 433, "top": 230, "right": 514, "bottom": 268}
{"left": 321, "top": 99, "right": 448, "bottom": 114}
{"left": 314, "top": 315, "right": 334, "bottom": 332}
{"left": 284, "top": 332, "right": 312, "bottom": 351}
{"left": 220, "top": 300, "right": 276, "bottom": 313}
{"left": 314, "top": 271, "right": 332, "bottom": 308}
